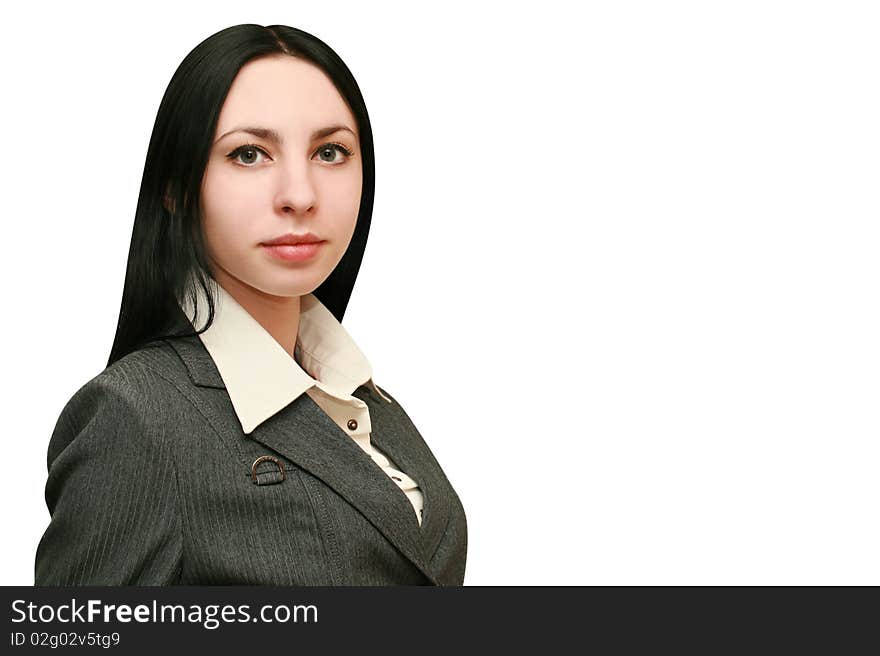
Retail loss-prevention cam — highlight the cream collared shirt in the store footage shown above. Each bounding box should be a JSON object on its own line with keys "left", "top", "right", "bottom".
{"left": 178, "top": 281, "right": 424, "bottom": 526}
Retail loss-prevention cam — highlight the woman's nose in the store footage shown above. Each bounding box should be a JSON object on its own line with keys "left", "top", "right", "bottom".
{"left": 274, "top": 163, "right": 317, "bottom": 214}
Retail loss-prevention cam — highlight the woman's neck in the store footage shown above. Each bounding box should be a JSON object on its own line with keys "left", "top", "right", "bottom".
{"left": 211, "top": 266, "right": 301, "bottom": 359}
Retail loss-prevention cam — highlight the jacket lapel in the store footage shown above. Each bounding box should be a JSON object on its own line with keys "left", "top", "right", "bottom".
{"left": 164, "top": 334, "right": 440, "bottom": 585}
{"left": 352, "top": 386, "right": 451, "bottom": 568}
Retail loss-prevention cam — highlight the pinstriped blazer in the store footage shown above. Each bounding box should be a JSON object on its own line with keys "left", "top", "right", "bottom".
{"left": 34, "top": 334, "right": 468, "bottom": 586}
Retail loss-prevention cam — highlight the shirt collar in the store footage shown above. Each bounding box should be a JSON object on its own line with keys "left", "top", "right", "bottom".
{"left": 178, "top": 278, "right": 380, "bottom": 435}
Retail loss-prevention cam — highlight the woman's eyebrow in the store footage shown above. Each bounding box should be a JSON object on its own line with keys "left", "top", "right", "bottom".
{"left": 214, "top": 124, "right": 357, "bottom": 145}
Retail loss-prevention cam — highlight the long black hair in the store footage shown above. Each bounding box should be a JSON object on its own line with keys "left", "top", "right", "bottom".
{"left": 107, "top": 24, "right": 375, "bottom": 367}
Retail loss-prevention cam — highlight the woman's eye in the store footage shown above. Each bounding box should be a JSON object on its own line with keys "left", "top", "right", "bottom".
{"left": 227, "top": 144, "right": 270, "bottom": 167}
{"left": 225, "top": 142, "right": 354, "bottom": 168}
{"left": 314, "top": 142, "right": 354, "bottom": 165}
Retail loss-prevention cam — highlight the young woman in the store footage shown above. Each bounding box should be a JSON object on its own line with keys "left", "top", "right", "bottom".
{"left": 34, "top": 24, "right": 467, "bottom": 586}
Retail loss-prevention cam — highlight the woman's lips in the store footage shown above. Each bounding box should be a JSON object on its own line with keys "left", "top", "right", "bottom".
{"left": 260, "top": 241, "right": 325, "bottom": 262}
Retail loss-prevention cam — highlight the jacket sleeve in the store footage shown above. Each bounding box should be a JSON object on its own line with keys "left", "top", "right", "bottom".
{"left": 34, "top": 374, "right": 183, "bottom": 586}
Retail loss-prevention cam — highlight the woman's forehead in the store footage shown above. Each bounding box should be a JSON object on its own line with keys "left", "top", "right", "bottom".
{"left": 216, "top": 56, "right": 355, "bottom": 139}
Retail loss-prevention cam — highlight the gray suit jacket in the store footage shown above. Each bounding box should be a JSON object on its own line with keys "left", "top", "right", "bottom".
{"left": 34, "top": 334, "right": 468, "bottom": 586}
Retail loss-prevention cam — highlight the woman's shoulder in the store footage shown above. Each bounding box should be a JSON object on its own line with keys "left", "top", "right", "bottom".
{"left": 48, "top": 342, "right": 188, "bottom": 468}
{"left": 79, "top": 341, "right": 185, "bottom": 401}
{"left": 55, "top": 342, "right": 189, "bottom": 439}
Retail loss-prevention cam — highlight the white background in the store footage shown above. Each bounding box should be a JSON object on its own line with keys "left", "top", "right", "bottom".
{"left": 2, "top": 1, "right": 878, "bottom": 585}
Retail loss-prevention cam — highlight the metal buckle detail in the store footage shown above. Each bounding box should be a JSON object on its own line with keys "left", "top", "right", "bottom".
{"left": 251, "top": 455, "right": 286, "bottom": 485}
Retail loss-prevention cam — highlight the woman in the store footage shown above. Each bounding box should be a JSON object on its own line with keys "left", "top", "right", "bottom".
{"left": 34, "top": 24, "right": 467, "bottom": 586}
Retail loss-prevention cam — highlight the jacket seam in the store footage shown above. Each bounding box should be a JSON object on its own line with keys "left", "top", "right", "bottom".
{"left": 106, "top": 369, "right": 185, "bottom": 585}
{"left": 298, "top": 474, "right": 344, "bottom": 585}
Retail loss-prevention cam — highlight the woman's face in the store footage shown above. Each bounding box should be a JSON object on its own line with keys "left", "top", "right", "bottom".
{"left": 199, "top": 55, "right": 363, "bottom": 298}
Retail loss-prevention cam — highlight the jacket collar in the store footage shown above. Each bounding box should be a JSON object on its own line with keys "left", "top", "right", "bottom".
{"left": 177, "top": 278, "right": 389, "bottom": 434}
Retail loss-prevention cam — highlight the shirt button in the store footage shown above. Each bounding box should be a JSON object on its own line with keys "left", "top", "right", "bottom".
{"left": 347, "top": 419, "right": 358, "bottom": 430}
